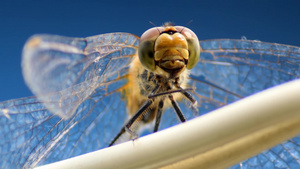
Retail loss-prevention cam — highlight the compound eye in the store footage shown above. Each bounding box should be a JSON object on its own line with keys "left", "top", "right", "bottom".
{"left": 138, "top": 27, "right": 162, "bottom": 71}
{"left": 175, "top": 26, "right": 200, "bottom": 69}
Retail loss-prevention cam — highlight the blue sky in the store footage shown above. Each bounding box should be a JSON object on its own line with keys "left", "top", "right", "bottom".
{"left": 0, "top": 0, "right": 299, "bottom": 101}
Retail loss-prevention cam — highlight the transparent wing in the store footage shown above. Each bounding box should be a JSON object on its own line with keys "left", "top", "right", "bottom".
{"left": 190, "top": 39, "right": 300, "bottom": 169}
{"left": 22, "top": 33, "right": 138, "bottom": 119}
{"left": 0, "top": 33, "right": 139, "bottom": 168}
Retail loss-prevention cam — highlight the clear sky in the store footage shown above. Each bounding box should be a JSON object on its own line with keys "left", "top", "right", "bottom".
{"left": 0, "top": 0, "right": 299, "bottom": 101}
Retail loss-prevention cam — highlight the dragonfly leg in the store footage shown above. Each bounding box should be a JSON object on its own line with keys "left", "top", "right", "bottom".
{"left": 147, "top": 88, "right": 193, "bottom": 98}
{"left": 174, "top": 79, "right": 198, "bottom": 112}
{"left": 178, "top": 86, "right": 197, "bottom": 105}
{"left": 124, "top": 99, "right": 153, "bottom": 136}
{"left": 109, "top": 85, "right": 161, "bottom": 146}
{"left": 109, "top": 126, "right": 126, "bottom": 146}
{"left": 153, "top": 100, "right": 164, "bottom": 132}
{"left": 169, "top": 95, "right": 186, "bottom": 122}
{"left": 178, "top": 86, "right": 198, "bottom": 112}
{"left": 109, "top": 99, "right": 153, "bottom": 146}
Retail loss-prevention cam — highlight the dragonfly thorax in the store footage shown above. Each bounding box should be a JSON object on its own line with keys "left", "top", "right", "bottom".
{"left": 124, "top": 56, "right": 190, "bottom": 119}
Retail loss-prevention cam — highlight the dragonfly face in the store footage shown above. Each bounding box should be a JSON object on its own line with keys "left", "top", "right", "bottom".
{"left": 138, "top": 23, "right": 200, "bottom": 77}
{"left": 0, "top": 23, "right": 299, "bottom": 168}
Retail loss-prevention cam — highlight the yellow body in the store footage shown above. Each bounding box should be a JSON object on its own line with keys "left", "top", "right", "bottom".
{"left": 124, "top": 55, "right": 190, "bottom": 123}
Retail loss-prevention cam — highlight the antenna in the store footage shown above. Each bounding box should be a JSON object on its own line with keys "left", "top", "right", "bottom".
{"left": 185, "top": 19, "right": 193, "bottom": 27}
{"left": 149, "top": 21, "right": 157, "bottom": 27}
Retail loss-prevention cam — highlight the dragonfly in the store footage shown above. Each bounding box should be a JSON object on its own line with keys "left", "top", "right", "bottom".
{"left": 0, "top": 23, "right": 300, "bottom": 169}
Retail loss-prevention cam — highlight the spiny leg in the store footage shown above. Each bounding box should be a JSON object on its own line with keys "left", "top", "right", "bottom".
{"left": 174, "top": 79, "right": 197, "bottom": 105}
{"left": 109, "top": 85, "right": 160, "bottom": 146}
{"left": 178, "top": 87, "right": 197, "bottom": 105}
{"left": 109, "top": 99, "right": 153, "bottom": 146}
{"left": 169, "top": 95, "right": 186, "bottom": 122}
{"left": 178, "top": 86, "right": 198, "bottom": 112}
{"left": 153, "top": 100, "right": 164, "bottom": 132}
{"left": 174, "top": 80, "right": 198, "bottom": 112}
{"left": 124, "top": 99, "right": 153, "bottom": 136}
{"left": 109, "top": 126, "right": 125, "bottom": 147}
{"left": 148, "top": 88, "right": 193, "bottom": 98}
{"left": 149, "top": 81, "right": 197, "bottom": 110}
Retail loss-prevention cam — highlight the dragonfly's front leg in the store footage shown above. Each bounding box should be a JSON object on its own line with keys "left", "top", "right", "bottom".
{"left": 168, "top": 94, "right": 186, "bottom": 122}
{"left": 153, "top": 100, "right": 164, "bottom": 132}
{"left": 174, "top": 79, "right": 198, "bottom": 112}
{"left": 109, "top": 85, "right": 160, "bottom": 146}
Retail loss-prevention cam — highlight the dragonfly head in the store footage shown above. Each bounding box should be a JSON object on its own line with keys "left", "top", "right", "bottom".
{"left": 138, "top": 24, "right": 200, "bottom": 77}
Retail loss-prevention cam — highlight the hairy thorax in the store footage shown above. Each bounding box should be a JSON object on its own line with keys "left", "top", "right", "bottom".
{"left": 123, "top": 56, "right": 190, "bottom": 123}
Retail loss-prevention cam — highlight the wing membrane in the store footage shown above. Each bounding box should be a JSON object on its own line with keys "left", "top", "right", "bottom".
{"left": 22, "top": 33, "right": 138, "bottom": 119}
{"left": 192, "top": 39, "right": 299, "bottom": 98}
{"left": 190, "top": 39, "right": 300, "bottom": 168}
